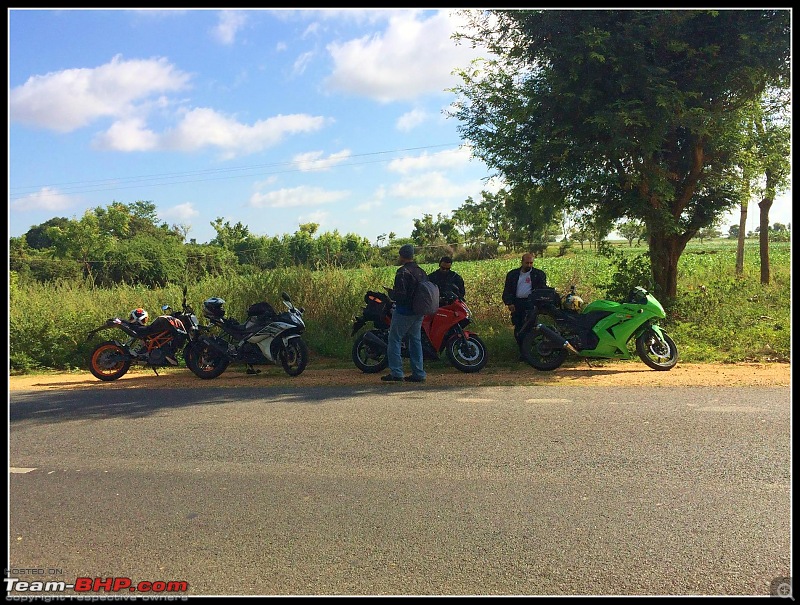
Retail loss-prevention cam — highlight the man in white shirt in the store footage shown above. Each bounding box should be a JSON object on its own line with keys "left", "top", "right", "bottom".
{"left": 502, "top": 253, "right": 547, "bottom": 359}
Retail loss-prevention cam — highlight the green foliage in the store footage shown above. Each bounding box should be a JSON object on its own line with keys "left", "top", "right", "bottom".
{"left": 596, "top": 247, "right": 654, "bottom": 302}
{"left": 450, "top": 9, "right": 790, "bottom": 298}
{"left": 669, "top": 246, "right": 790, "bottom": 361}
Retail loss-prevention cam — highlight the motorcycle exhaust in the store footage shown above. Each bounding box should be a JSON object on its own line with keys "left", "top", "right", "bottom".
{"left": 536, "top": 323, "right": 581, "bottom": 356}
{"left": 201, "top": 338, "right": 230, "bottom": 356}
{"left": 362, "top": 331, "right": 388, "bottom": 350}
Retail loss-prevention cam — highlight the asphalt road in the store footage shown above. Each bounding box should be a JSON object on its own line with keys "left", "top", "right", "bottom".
{"left": 8, "top": 384, "right": 792, "bottom": 597}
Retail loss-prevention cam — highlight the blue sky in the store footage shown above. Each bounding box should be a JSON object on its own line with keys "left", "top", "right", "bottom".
{"left": 8, "top": 9, "right": 791, "bottom": 246}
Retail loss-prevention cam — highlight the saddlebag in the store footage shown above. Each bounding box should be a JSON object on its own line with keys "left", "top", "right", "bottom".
{"left": 247, "top": 301, "right": 277, "bottom": 319}
{"left": 363, "top": 291, "right": 389, "bottom": 322}
{"left": 529, "top": 288, "right": 561, "bottom": 306}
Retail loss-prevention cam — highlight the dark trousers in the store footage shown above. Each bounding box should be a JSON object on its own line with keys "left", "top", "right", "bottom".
{"left": 511, "top": 297, "right": 532, "bottom": 349}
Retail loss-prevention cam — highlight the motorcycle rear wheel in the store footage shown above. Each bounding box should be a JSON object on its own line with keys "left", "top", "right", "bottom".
{"left": 636, "top": 329, "right": 678, "bottom": 371}
{"left": 89, "top": 341, "right": 131, "bottom": 381}
{"left": 521, "top": 331, "right": 568, "bottom": 371}
{"left": 280, "top": 338, "right": 309, "bottom": 377}
{"left": 185, "top": 342, "right": 230, "bottom": 379}
{"left": 446, "top": 334, "right": 488, "bottom": 373}
{"left": 352, "top": 331, "right": 388, "bottom": 373}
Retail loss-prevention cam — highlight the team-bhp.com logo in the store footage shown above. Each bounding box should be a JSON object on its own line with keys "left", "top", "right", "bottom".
{"left": 5, "top": 576, "right": 189, "bottom": 595}
{"left": 771, "top": 577, "right": 793, "bottom": 600}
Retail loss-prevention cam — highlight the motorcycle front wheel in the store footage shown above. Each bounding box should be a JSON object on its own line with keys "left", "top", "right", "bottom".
{"left": 521, "top": 331, "right": 568, "bottom": 371}
{"left": 89, "top": 341, "right": 132, "bottom": 381}
{"left": 280, "top": 338, "right": 309, "bottom": 377}
{"left": 636, "top": 329, "right": 678, "bottom": 371}
{"left": 185, "top": 342, "right": 230, "bottom": 379}
{"left": 352, "top": 331, "right": 388, "bottom": 373}
{"left": 446, "top": 334, "right": 488, "bottom": 373}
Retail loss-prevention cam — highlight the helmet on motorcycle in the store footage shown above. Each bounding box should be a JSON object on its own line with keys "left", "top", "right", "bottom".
{"left": 202, "top": 297, "right": 226, "bottom": 319}
{"left": 563, "top": 293, "right": 584, "bottom": 312}
{"left": 129, "top": 308, "right": 149, "bottom": 325}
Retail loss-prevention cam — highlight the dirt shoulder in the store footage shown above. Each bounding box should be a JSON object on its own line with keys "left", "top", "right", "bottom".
{"left": 8, "top": 361, "right": 791, "bottom": 392}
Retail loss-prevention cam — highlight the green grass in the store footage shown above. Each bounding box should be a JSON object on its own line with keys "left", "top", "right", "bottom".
{"left": 9, "top": 240, "right": 790, "bottom": 372}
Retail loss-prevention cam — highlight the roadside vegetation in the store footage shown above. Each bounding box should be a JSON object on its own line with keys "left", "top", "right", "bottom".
{"left": 10, "top": 239, "right": 789, "bottom": 374}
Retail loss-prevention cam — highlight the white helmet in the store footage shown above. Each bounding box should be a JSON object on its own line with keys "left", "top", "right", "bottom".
{"left": 129, "top": 308, "right": 149, "bottom": 325}
{"left": 563, "top": 293, "right": 584, "bottom": 312}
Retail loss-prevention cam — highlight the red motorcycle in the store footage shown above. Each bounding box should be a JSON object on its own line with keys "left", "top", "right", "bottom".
{"left": 351, "top": 288, "right": 488, "bottom": 373}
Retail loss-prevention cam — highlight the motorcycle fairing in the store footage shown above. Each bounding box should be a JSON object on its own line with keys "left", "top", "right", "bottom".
{"left": 247, "top": 322, "right": 303, "bottom": 362}
{"left": 576, "top": 307, "right": 658, "bottom": 359}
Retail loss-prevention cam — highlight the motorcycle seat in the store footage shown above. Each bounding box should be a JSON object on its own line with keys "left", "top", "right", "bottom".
{"left": 130, "top": 316, "right": 186, "bottom": 337}
{"left": 224, "top": 317, "right": 267, "bottom": 337}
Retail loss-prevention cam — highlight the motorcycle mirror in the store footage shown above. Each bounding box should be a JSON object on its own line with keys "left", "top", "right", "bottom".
{"left": 282, "top": 292, "right": 291, "bottom": 302}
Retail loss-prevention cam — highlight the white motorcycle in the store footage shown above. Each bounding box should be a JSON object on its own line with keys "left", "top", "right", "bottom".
{"left": 186, "top": 292, "right": 308, "bottom": 378}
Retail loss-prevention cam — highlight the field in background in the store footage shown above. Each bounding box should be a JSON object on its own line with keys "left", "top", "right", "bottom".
{"left": 10, "top": 240, "right": 790, "bottom": 372}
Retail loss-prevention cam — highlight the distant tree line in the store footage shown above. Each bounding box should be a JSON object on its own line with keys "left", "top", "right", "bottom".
{"left": 10, "top": 196, "right": 580, "bottom": 287}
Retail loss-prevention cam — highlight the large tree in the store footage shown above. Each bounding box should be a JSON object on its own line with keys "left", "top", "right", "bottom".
{"left": 450, "top": 9, "right": 790, "bottom": 298}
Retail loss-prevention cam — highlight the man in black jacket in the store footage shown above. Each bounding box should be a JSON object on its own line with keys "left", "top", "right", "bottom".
{"left": 502, "top": 252, "right": 547, "bottom": 358}
{"left": 428, "top": 256, "right": 466, "bottom": 300}
{"left": 382, "top": 244, "right": 428, "bottom": 383}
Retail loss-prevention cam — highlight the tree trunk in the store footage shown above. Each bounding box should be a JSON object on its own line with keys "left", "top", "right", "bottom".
{"left": 735, "top": 201, "right": 748, "bottom": 276}
{"left": 648, "top": 230, "right": 690, "bottom": 301}
{"left": 759, "top": 196, "right": 773, "bottom": 284}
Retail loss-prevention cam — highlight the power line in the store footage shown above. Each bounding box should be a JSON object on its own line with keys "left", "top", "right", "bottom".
{"left": 8, "top": 143, "right": 464, "bottom": 200}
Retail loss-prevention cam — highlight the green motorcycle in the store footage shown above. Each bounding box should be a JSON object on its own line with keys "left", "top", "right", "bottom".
{"left": 519, "top": 286, "right": 678, "bottom": 371}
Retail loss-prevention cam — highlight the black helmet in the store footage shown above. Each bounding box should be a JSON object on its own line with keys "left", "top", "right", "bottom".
{"left": 202, "top": 297, "right": 225, "bottom": 319}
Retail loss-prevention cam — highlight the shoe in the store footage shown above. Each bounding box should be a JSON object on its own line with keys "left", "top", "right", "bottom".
{"left": 381, "top": 374, "right": 404, "bottom": 382}
{"left": 246, "top": 367, "right": 261, "bottom": 375}
{"left": 404, "top": 375, "right": 426, "bottom": 383}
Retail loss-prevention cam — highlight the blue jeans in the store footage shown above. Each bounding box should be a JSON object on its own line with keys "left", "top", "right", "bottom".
{"left": 387, "top": 312, "right": 425, "bottom": 379}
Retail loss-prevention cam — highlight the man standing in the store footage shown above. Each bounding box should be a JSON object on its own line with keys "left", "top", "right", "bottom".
{"left": 428, "top": 256, "right": 466, "bottom": 300}
{"left": 382, "top": 244, "right": 428, "bottom": 383}
{"left": 502, "top": 252, "right": 547, "bottom": 358}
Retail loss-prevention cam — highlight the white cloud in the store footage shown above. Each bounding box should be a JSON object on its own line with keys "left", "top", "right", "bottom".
{"left": 10, "top": 187, "right": 75, "bottom": 212}
{"left": 302, "top": 22, "right": 321, "bottom": 39}
{"left": 253, "top": 176, "right": 279, "bottom": 188}
{"left": 396, "top": 108, "right": 429, "bottom": 132}
{"left": 292, "top": 51, "right": 315, "bottom": 76}
{"left": 298, "top": 210, "right": 329, "bottom": 226}
{"left": 249, "top": 185, "right": 349, "bottom": 208}
{"left": 158, "top": 202, "right": 199, "bottom": 224}
{"left": 389, "top": 171, "right": 466, "bottom": 199}
{"left": 162, "top": 108, "right": 330, "bottom": 158}
{"left": 324, "top": 10, "right": 482, "bottom": 102}
{"left": 354, "top": 200, "right": 383, "bottom": 212}
{"left": 92, "top": 118, "right": 160, "bottom": 151}
{"left": 292, "top": 149, "right": 352, "bottom": 171}
{"left": 212, "top": 11, "right": 248, "bottom": 45}
{"left": 9, "top": 55, "right": 191, "bottom": 133}
{"left": 387, "top": 147, "right": 472, "bottom": 174}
